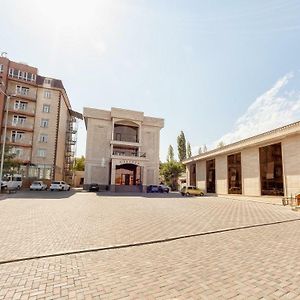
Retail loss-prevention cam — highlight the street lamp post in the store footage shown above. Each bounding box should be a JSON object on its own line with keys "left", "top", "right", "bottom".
{"left": 0, "top": 95, "right": 11, "bottom": 184}
{"left": 0, "top": 81, "right": 15, "bottom": 191}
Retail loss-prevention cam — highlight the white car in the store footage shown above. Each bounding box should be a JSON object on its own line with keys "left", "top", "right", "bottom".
{"left": 50, "top": 181, "right": 70, "bottom": 191}
{"left": 30, "top": 181, "right": 48, "bottom": 191}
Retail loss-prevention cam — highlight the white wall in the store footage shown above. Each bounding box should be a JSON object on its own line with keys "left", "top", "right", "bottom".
{"left": 216, "top": 155, "right": 227, "bottom": 194}
{"left": 242, "top": 147, "right": 260, "bottom": 196}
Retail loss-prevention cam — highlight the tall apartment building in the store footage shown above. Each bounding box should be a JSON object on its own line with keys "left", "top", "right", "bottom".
{"left": 0, "top": 56, "right": 81, "bottom": 184}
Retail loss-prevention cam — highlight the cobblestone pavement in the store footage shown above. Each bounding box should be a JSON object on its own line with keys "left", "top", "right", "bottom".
{"left": 0, "top": 191, "right": 300, "bottom": 299}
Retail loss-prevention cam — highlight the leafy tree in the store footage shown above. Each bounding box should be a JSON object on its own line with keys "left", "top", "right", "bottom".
{"left": 177, "top": 131, "right": 186, "bottom": 162}
{"left": 217, "top": 141, "right": 225, "bottom": 148}
{"left": 0, "top": 145, "right": 21, "bottom": 175}
{"left": 166, "top": 145, "right": 174, "bottom": 162}
{"left": 73, "top": 156, "right": 85, "bottom": 171}
{"left": 160, "top": 160, "right": 185, "bottom": 191}
{"left": 187, "top": 142, "right": 192, "bottom": 158}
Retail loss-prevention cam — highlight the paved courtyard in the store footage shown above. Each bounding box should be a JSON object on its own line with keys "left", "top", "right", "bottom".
{"left": 0, "top": 191, "right": 300, "bottom": 299}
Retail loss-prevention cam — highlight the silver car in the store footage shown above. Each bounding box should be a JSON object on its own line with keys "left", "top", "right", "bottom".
{"left": 50, "top": 181, "right": 70, "bottom": 191}
{"left": 30, "top": 181, "right": 48, "bottom": 191}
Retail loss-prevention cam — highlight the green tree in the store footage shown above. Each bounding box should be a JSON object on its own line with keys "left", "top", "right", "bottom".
{"left": 166, "top": 145, "right": 175, "bottom": 162}
{"left": 0, "top": 145, "right": 20, "bottom": 175}
{"left": 187, "top": 142, "right": 192, "bottom": 158}
{"left": 73, "top": 156, "right": 85, "bottom": 171}
{"left": 217, "top": 141, "right": 225, "bottom": 148}
{"left": 177, "top": 131, "right": 186, "bottom": 162}
{"left": 160, "top": 160, "right": 185, "bottom": 191}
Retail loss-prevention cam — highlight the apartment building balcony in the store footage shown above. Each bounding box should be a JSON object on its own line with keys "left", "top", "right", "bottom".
{"left": 111, "top": 123, "right": 140, "bottom": 146}
{"left": 5, "top": 120, "right": 34, "bottom": 132}
{"left": 4, "top": 138, "right": 32, "bottom": 148}
{"left": 111, "top": 145, "right": 147, "bottom": 161}
{"left": 6, "top": 88, "right": 37, "bottom": 101}
{"left": 111, "top": 133, "right": 140, "bottom": 147}
{"left": 6, "top": 103, "right": 35, "bottom": 117}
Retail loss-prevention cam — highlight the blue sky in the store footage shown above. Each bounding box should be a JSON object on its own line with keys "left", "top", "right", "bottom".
{"left": 1, "top": 0, "right": 300, "bottom": 160}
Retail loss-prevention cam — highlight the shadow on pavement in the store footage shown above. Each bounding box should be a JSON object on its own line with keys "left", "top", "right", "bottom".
{"left": 0, "top": 189, "right": 77, "bottom": 200}
{"left": 92, "top": 191, "right": 207, "bottom": 199}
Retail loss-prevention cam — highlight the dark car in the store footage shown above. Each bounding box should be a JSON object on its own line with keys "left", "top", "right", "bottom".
{"left": 88, "top": 183, "right": 100, "bottom": 192}
{"left": 147, "top": 185, "right": 159, "bottom": 193}
{"left": 1, "top": 180, "right": 7, "bottom": 190}
{"left": 158, "top": 184, "right": 170, "bottom": 193}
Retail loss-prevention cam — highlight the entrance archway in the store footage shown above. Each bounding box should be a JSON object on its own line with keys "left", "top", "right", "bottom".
{"left": 115, "top": 164, "right": 142, "bottom": 192}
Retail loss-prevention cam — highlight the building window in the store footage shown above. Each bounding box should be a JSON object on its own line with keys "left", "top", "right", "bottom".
{"left": 37, "top": 149, "right": 46, "bottom": 157}
{"left": 42, "top": 104, "right": 50, "bottom": 113}
{"left": 11, "top": 147, "right": 22, "bottom": 158}
{"left": 16, "top": 85, "right": 29, "bottom": 96}
{"left": 11, "top": 131, "right": 24, "bottom": 142}
{"left": 40, "top": 119, "right": 49, "bottom": 128}
{"left": 14, "top": 101, "right": 28, "bottom": 111}
{"left": 228, "top": 153, "right": 242, "bottom": 194}
{"left": 114, "top": 124, "right": 139, "bottom": 143}
{"left": 44, "top": 78, "right": 52, "bottom": 85}
{"left": 206, "top": 159, "right": 216, "bottom": 193}
{"left": 44, "top": 90, "right": 51, "bottom": 99}
{"left": 39, "top": 134, "right": 48, "bottom": 143}
{"left": 30, "top": 74, "right": 36, "bottom": 82}
{"left": 259, "top": 143, "right": 284, "bottom": 196}
{"left": 12, "top": 115, "right": 26, "bottom": 125}
{"left": 0, "top": 64, "right": 3, "bottom": 73}
{"left": 8, "top": 68, "right": 36, "bottom": 82}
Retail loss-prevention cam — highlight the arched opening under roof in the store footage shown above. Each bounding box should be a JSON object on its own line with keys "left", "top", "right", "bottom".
{"left": 114, "top": 121, "right": 139, "bottom": 143}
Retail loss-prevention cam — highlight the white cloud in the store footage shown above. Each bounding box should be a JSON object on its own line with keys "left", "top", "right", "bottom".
{"left": 214, "top": 72, "right": 300, "bottom": 148}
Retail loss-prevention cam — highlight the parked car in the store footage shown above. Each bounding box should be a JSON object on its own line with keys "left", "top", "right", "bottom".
{"left": 147, "top": 185, "right": 160, "bottom": 193}
{"left": 1, "top": 180, "right": 7, "bottom": 190}
{"left": 30, "top": 181, "right": 48, "bottom": 191}
{"left": 88, "top": 183, "right": 100, "bottom": 192}
{"left": 181, "top": 186, "right": 204, "bottom": 196}
{"left": 2, "top": 174, "right": 22, "bottom": 190}
{"left": 158, "top": 184, "right": 170, "bottom": 193}
{"left": 50, "top": 181, "right": 70, "bottom": 191}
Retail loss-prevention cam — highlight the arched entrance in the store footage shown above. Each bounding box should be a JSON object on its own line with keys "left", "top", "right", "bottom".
{"left": 115, "top": 164, "right": 143, "bottom": 192}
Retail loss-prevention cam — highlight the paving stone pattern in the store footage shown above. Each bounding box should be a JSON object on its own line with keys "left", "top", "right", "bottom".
{"left": 0, "top": 192, "right": 300, "bottom": 299}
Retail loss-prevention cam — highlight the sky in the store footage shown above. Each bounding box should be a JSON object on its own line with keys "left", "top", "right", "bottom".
{"left": 1, "top": 0, "right": 300, "bottom": 161}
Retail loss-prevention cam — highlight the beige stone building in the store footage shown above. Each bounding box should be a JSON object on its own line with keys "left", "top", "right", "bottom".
{"left": 83, "top": 107, "right": 164, "bottom": 192}
{"left": 184, "top": 121, "right": 300, "bottom": 198}
{"left": 0, "top": 56, "right": 81, "bottom": 184}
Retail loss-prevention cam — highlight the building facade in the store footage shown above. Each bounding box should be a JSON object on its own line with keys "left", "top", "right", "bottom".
{"left": 0, "top": 56, "right": 81, "bottom": 184}
{"left": 184, "top": 121, "right": 300, "bottom": 198}
{"left": 84, "top": 107, "right": 164, "bottom": 192}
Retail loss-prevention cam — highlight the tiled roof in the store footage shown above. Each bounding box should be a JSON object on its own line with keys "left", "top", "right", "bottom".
{"left": 36, "top": 75, "right": 65, "bottom": 90}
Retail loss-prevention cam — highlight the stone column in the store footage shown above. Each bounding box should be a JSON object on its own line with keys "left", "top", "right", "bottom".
{"left": 110, "top": 160, "right": 116, "bottom": 192}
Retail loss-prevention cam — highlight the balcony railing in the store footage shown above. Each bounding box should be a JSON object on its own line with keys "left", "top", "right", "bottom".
{"left": 7, "top": 104, "right": 35, "bottom": 115}
{"left": 113, "top": 133, "right": 139, "bottom": 143}
{"left": 8, "top": 138, "right": 32, "bottom": 145}
{"left": 112, "top": 150, "right": 146, "bottom": 158}
{"left": 5, "top": 121, "right": 34, "bottom": 130}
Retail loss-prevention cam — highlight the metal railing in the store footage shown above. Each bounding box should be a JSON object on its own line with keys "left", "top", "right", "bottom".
{"left": 7, "top": 104, "right": 35, "bottom": 115}
{"left": 112, "top": 150, "right": 146, "bottom": 158}
{"left": 5, "top": 121, "right": 34, "bottom": 130}
{"left": 113, "top": 133, "right": 139, "bottom": 143}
